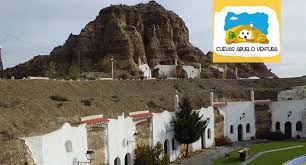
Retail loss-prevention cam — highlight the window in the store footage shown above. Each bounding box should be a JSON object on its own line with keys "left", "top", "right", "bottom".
{"left": 296, "top": 121, "right": 303, "bottom": 131}
{"left": 172, "top": 138, "right": 176, "bottom": 150}
{"left": 246, "top": 123, "right": 251, "bottom": 133}
{"left": 164, "top": 140, "right": 169, "bottom": 155}
{"left": 230, "top": 125, "right": 234, "bottom": 134}
{"left": 275, "top": 122, "right": 280, "bottom": 131}
{"left": 207, "top": 128, "right": 211, "bottom": 139}
{"left": 114, "top": 157, "right": 121, "bottom": 165}
{"left": 65, "top": 140, "right": 73, "bottom": 152}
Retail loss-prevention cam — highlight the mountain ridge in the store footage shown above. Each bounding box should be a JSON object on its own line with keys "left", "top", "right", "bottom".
{"left": 2, "top": 1, "right": 276, "bottom": 79}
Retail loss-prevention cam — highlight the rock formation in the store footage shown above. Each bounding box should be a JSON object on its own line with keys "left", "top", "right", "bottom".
{"left": 0, "top": 47, "right": 3, "bottom": 71}
{"left": 3, "top": 1, "right": 276, "bottom": 79}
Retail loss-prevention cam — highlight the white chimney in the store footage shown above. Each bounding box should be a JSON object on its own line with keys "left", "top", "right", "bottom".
{"left": 199, "top": 63, "right": 202, "bottom": 73}
{"left": 210, "top": 90, "right": 214, "bottom": 106}
{"left": 251, "top": 88, "right": 255, "bottom": 102}
{"left": 235, "top": 67, "right": 239, "bottom": 79}
{"left": 174, "top": 91, "right": 179, "bottom": 111}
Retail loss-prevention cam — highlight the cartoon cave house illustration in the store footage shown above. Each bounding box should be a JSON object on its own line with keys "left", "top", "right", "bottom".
{"left": 224, "top": 12, "right": 270, "bottom": 44}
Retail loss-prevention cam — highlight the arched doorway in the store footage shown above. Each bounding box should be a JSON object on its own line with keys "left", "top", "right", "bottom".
{"left": 201, "top": 132, "right": 205, "bottom": 149}
{"left": 275, "top": 122, "right": 280, "bottom": 131}
{"left": 238, "top": 124, "right": 243, "bottom": 141}
{"left": 114, "top": 157, "right": 121, "bottom": 165}
{"left": 125, "top": 153, "right": 132, "bottom": 165}
{"left": 285, "top": 122, "right": 292, "bottom": 138}
{"left": 164, "top": 139, "right": 170, "bottom": 157}
{"left": 296, "top": 121, "right": 303, "bottom": 132}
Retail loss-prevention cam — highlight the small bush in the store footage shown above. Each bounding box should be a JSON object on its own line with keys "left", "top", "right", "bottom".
{"left": 215, "top": 136, "right": 232, "bottom": 146}
{"left": 134, "top": 143, "right": 170, "bottom": 165}
{"left": 0, "top": 101, "right": 19, "bottom": 108}
{"left": 266, "top": 131, "right": 287, "bottom": 140}
{"left": 152, "top": 68, "right": 160, "bottom": 79}
{"left": 81, "top": 99, "right": 92, "bottom": 106}
{"left": 147, "top": 101, "right": 157, "bottom": 109}
{"left": 50, "top": 95, "right": 68, "bottom": 102}
{"left": 119, "top": 73, "right": 129, "bottom": 80}
{"left": 57, "top": 103, "right": 64, "bottom": 108}
{"left": 111, "top": 95, "right": 120, "bottom": 102}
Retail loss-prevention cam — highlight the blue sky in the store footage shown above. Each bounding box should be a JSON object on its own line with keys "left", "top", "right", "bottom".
{"left": 224, "top": 12, "right": 269, "bottom": 34}
{"left": 0, "top": 0, "right": 305, "bottom": 78}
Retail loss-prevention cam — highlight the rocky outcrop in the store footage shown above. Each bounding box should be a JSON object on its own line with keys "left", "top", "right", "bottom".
{"left": 0, "top": 47, "right": 3, "bottom": 75}
{"left": 3, "top": 1, "right": 276, "bottom": 79}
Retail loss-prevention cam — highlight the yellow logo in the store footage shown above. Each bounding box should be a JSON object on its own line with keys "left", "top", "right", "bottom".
{"left": 213, "top": 0, "right": 281, "bottom": 63}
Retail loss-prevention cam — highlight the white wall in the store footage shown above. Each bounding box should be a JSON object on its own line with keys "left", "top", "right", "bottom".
{"left": 191, "top": 106, "right": 215, "bottom": 150}
{"left": 182, "top": 66, "right": 200, "bottom": 79}
{"left": 218, "top": 102, "right": 256, "bottom": 142}
{"left": 271, "top": 99, "right": 306, "bottom": 138}
{"left": 107, "top": 114, "right": 136, "bottom": 165}
{"left": 139, "top": 64, "right": 151, "bottom": 79}
{"left": 152, "top": 111, "right": 180, "bottom": 162}
{"left": 154, "top": 65, "right": 176, "bottom": 78}
{"left": 154, "top": 65, "right": 200, "bottom": 79}
{"left": 24, "top": 123, "right": 88, "bottom": 165}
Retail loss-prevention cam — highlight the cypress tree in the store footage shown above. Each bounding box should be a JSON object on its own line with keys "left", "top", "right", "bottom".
{"left": 171, "top": 96, "right": 208, "bottom": 158}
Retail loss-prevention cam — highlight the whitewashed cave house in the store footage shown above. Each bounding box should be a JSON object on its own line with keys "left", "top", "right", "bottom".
{"left": 271, "top": 86, "right": 306, "bottom": 139}
{"left": 23, "top": 123, "right": 88, "bottom": 165}
{"left": 81, "top": 113, "right": 137, "bottom": 165}
{"left": 211, "top": 90, "right": 256, "bottom": 142}
{"left": 151, "top": 92, "right": 215, "bottom": 161}
{"left": 153, "top": 59, "right": 201, "bottom": 79}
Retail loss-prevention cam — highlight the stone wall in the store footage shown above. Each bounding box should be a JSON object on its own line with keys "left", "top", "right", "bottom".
{"left": 214, "top": 108, "right": 224, "bottom": 139}
{"left": 255, "top": 104, "right": 271, "bottom": 139}
{"left": 135, "top": 120, "right": 151, "bottom": 146}
{"left": 87, "top": 126, "right": 107, "bottom": 165}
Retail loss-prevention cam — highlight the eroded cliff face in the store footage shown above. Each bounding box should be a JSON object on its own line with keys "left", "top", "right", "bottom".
{"left": 3, "top": 1, "right": 276, "bottom": 79}
{"left": 0, "top": 48, "right": 3, "bottom": 75}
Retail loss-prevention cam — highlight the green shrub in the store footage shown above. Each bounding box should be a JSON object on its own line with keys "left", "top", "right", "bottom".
{"left": 215, "top": 136, "right": 232, "bottom": 146}
{"left": 134, "top": 143, "right": 170, "bottom": 165}
{"left": 50, "top": 95, "right": 68, "bottom": 102}
{"left": 266, "top": 131, "right": 287, "bottom": 140}
{"left": 81, "top": 99, "right": 92, "bottom": 106}
{"left": 57, "top": 103, "right": 64, "bottom": 108}
{"left": 0, "top": 101, "right": 19, "bottom": 108}
{"left": 152, "top": 68, "right": 160, "bottom": 79}
{"left": 147, "top": 101, "right": 157, "bottom": 109}
{"left": 119, "top": 73, "right": 129, "bottom": 80}
{"left": 68, "top": 65, "right": 80, "bottom": 80}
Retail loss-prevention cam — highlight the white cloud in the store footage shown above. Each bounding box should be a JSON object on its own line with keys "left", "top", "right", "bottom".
{"left": 230, "top": 16, "right": 238, "bottom": 20}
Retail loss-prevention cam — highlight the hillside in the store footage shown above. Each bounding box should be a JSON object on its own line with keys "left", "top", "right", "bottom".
{"left": 1, "top": 77, "right": 306, "bottom": 164}
{"left": 2, "top": 1, "right": 275, "bottom": 79}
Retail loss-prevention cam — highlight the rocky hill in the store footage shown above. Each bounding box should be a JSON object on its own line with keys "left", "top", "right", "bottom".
{"left": 2, "top": 1, "right": 275, "bottom": 79}
{"left": 0, "top": 48, "right": 3, "bottom": 72}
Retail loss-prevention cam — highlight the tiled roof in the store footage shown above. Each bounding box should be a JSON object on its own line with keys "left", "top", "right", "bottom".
{"left": 130, "top": 112, "right": 153, "bottom": 120}
{"left": 213, "top": 102, "right": 227, "bottom": 108}
{"left": 81, "top": 118, "right": 109, "bottom": 126}
{"left": 255, "top": 100, "right": 272, "bottom": 104}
